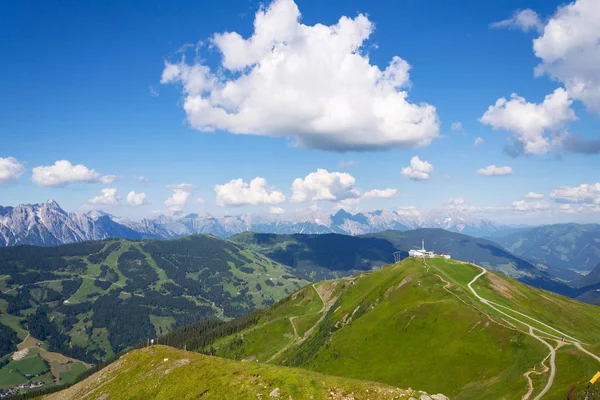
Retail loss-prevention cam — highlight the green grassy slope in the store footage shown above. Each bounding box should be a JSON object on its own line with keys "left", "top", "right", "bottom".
{"left": 40, "top": 345, "right": 441, "bottom": 400}
{"left": 189, "top": 257, "right": 600, "bottom": 400}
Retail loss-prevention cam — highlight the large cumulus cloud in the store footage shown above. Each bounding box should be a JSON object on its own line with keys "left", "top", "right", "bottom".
{"left": 161, "top": 0, "right": 439, "bottom": 152}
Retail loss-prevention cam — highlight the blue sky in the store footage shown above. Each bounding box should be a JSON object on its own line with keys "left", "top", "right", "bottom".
{"left": 1, "top": 0, "right": 599, "bottom": 223}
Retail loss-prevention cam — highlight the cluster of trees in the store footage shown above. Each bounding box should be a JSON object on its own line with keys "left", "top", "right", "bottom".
{"left": 0, "top": 323, "right": 19, "bottom": 358}
{"left": 118, "top": 248, "right": 158, "bottom": 290}
{"left": 156, "top": 309, "right": 263, "bottom": 352}
{"left": 98, "top": 264, "right": 119, "bottom": 283}
{"left": 61, "top": 279, "right": 83, "bottom": 299}
{"left": 87, "top": 242, "right": 120, "bottom": 264}
{"left": 42, "top": 287, "right": 64, "bottom": 303}
{"left": 27, "top": 307, "right": 97, "bottom": 363}
{"left": 2, "top": 287, "right": 32, "bottom": 313}
{"left": 87, "top": 286, "right": 215, "bottom": 352}
{"left": 91, "top": 292, "right": 156, "bottom": 353}
{"left": 0, "top": 241, "right": 106, "bottom": 276}
{"left": 93, "top": 279, "right": 112, "bottom": 291}
{"left": 8, "top": 271, "right": 59, "bottom": 285}
{"left": 142, "top": 236, "right": 259, "bottom": 317}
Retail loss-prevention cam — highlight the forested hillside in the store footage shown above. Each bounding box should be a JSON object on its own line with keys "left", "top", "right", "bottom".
{"left": 491, "top": 223, "right": 600, "bottom": 275}
{"left": 0, "top": 235, "right": 308, "bottom": 391}
{"left": 230, "top": 232, "right": 396, "bottom": 280}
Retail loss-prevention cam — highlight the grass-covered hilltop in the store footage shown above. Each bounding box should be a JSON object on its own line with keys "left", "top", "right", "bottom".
{"left": 145, "top": 257, "right": 600, "bottom": 400}
{"left": 38, "top": 346, "right": 443, "bottom": 400}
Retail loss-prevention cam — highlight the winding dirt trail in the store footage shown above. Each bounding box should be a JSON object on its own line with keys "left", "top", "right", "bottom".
{"left": 466, "top": 264, "right": 599, "bottom": 400}
{"left": 265, "top": 281, "right": 341, "bottom": 363}
{"left": 522, "top": 340, "right": 551, "bottom": 400}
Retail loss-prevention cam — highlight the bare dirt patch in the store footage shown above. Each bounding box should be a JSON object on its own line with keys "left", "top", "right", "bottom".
{"left": 12, "top": 348, "right": 29, "bottom": 360}
{"left": 384, "top": 276, "right": 412, "bottom": 298}
{"left": 487, "top": 274, "right": 521, "bottom": 300}
{"left": 17, "top": 334, "right": 40, "bottom": 351}
{"left": 315, "top": 281, "right": 341, "bottom": 305}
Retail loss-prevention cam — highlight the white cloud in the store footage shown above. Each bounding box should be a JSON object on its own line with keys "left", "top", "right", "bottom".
{"left": 451, "top": 121, "right": 463, "bottom": 131}
{"left": 161, "top": 0, "right": 439, "bottom": 152}
{"left": 215, "top": 177, "right": 285, "bottom": 207}
{"left": 444, "top": 197, "right": 468, "bottom": 207}
{"left": 270, "top": 207, "right": 286, "bottom": 214}
{"left": 491, "top": 9, "right": 543, "bottom": 33}
{"left": 550, "top": 182, "right": 600, "bottom": 204}
{"left": 511, "top": 200, "right": 549, "bottom": 212}
{"left": 397, "top": 206, "right": 421, "bottom": 216}
{"left": 477, "top": 165, "right": 514, "bottom": 176}
{"left": 362, "top": 188, "right": 397, "bottom": 199}
{"left": 196, "top": 197, "right": 205, "bottom": 204}
{"left": 291, "top": 169, "right": 360, "bottom": 202}
{"left": 165, "top": 184, "right": 197, "bottom": 212}
{"left": 137, "top": 176, "right": 148, "bottom": 183}
{"left": 479, "top": 88, "right": 575, "bottom": 155}
{"left": 533, "top": 0, "right": 600, "bottom": 113}
{"left": 167, "top": 183, "right": 197, "bottom": 191}
{"left": 338, "top": 160, "right": 358, "bottom": 168}
{"left": 32, "top": 160, "right": 118, "bottom": 187}
{"left": 126, "top": 191, "right": 147, "bottom": 206}
{"left": 524, "top": 192, "right": 545, "bottom": 199}
{"left": 401, "top": 156, "right": 434, "bottom": 180}
{"left": 0, "top": 157, "right": 25, "bottom": 184}
{"left": 559, "top": 204, "right": 576, "bottom": 213}
{"left": 474, "top": 137, "right": 485, "bottom": 147}
{"left": 336, "top": 198, "right": 361, "bottom": 207}
{"left": 89, "top": 188, "right": 120, "bottom": 206}
{"left": 165, "top": 190, "right": 191, "bottom": 212}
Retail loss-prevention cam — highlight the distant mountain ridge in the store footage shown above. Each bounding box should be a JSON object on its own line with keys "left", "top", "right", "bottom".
{"left": 1, "top": 200, "right": 509, "bottom": 247}
{"left": 0, "top": 200, "right": 143, "bottom": 246}
{"left": 491, "top": 223, "right": 600, "bottom": 274}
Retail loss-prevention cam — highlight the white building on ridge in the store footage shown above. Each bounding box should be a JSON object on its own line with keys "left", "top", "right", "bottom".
{"left": 408, "top": 240, "right": 449, "bottom": 259}
{"left": 394, "top": 240, "right": 452, "bottom": 263}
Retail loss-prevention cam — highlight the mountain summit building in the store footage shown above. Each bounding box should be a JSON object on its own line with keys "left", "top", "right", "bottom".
{"left": 400, "top": 240, "right": 451, "bottom": 260}
{"left": 409, "top": 240, "right": 434, "bottom": 258}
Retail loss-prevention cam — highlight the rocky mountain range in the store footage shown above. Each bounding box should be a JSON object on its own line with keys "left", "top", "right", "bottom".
{"left": 1, "top": 200, "right": 507, "bottom": 247}
{"left": 0, "top": 200, "right": 143, "bottom": 246}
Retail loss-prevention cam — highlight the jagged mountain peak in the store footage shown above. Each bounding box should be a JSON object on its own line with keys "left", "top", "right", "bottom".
{"left": 45, "top": 198, "right": 61, "bottom": 208}
{"left": 0, "top": 200, "right": 505, "bottom": 247}
{"left": 86, "top": 209, "right": 113, "bottom": 220}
